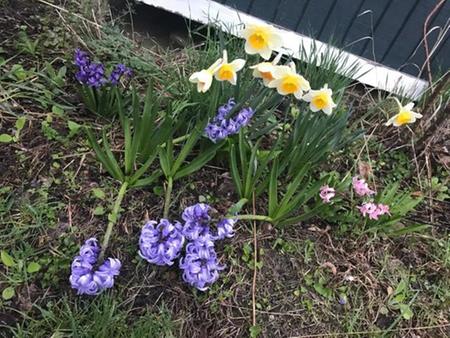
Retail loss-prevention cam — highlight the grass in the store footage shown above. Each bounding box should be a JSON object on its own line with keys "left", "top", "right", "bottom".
{"left": 0, "top": 1, "right": 449, "bottom": 337}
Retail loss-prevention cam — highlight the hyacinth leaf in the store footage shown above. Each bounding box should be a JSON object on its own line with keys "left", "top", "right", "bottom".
{"left": 131, "top": 170, "right": 162, "bottom": 188}
{"left": 238, "top": 130, "right": 248, "bottom": 180}
{"left": 85, "top": 127, "right": 123, "bottom": 181}
{"left": 275, "top": 165, "right": 310, "bottom": 217}
{"left": 243, "top": 138, "right": 261, "bottom": 200}
{"left": 277, "top": 204, "right": 327, "bottom": 227}
{"left": 229, "top": 143, "right": 243, "bottom": 198}
{"left": 159, "top": 143, "right": 171, "bottom": 178}
{"left": 268, "top": 159, "right": 279, "bottom": 216}
{"left": 101, "top": 130, "right": 124, "bottom": 181}
{"left": 128, "top": 152, "right": 160, "bottom": 187}
{"left": 170, "top": 127, "right": 201, "bottom": 177}
{"left": 174, "top": 141, "right": 224, "bottom": 180}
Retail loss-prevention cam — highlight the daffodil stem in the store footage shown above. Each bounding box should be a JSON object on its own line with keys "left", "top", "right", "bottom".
{"left": 231, "top": 214, "right": 273, "bottom": 222}
{"left": 99, "top": 181, "right": 128, "bottom": 262}
{"left": 163, "top": 176, "right": 173, "bottom": 219}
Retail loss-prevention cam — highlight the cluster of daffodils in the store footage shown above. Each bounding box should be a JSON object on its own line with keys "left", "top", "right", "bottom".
{"left": 204, "top": 98, "right": 254, "bottom": 142}
{"left": 69, "top": 238, "right": 121, "bottom": 295}
{"left": 139, "top": 203, "right": 235, "bottom": 291}
{"left": 319, "top": 176, "right": 390, "bottom": 221}
{"left": 74, "top": 49, "right": 132, "bottom": 88}
{"left": 189, "top": 24, "right": 337, "bottom": 119}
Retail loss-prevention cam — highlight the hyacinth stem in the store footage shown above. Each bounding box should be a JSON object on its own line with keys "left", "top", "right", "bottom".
{"left": 160, "top": 134, "right": 190, "bottom": 148}
{"left": 232, "top": 214, "right": 273, "bottom": 222}
{"left": 99, "top": 181, "right": 128, "bottom": 262}
{"left": 163, "top": 176, "right": 173, "bottom": 219}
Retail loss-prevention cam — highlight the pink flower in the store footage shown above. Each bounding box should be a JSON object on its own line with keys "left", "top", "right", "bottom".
{"left": 357, "top": 202, "right": 377, "bottom": 217}
{"left": 352, "top": 176, "right": 375, "bottom": 197}
{"left": 319, "top": 185, "right": 335, "bottom": 203}
{"left": 358, "top": 203, "right": 390, "bottom": 220}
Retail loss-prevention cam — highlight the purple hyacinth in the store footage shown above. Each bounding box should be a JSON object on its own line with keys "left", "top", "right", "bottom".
{"left": 109, "top": 64, "right": 133, "bottom": 85}
{"left": 215, "top": 218, "right": 236, "bottom": 240}
{"left": 181, "top": 203, "right": 215, "bottom": 242}
{"left": 179, "top": 240, "right": 224, "bottom": 291}
{"left": 205, "top": 98, "right": 255, "bottom": 143}
{"left": 139, "top": 219, "right": 185, "bottom": 266}
{"left": 182, "top": 203, "right": 211, "bottom": 223}
{"left": 69, "top": 238, "right": 121, "bottom": 296}
{"left": 73, "top": 49, "right": 132, "bottom": 88}
{"left": 74, "top": 49, "right": 90, "bottom": 67}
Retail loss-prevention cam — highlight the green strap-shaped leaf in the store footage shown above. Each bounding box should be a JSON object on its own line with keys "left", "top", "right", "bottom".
{"left": 173, "top": 141, "right": 224, "bottom": 180}
{"left": 229, "top": 143, "right": 243, "bottom": 198}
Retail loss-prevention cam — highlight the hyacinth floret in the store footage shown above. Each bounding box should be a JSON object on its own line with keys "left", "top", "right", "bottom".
{"left": 215, "top": 218, "right": 236, "bottom": 240}
{"left": 139, "top": 219, "right": 185, "bottom": 266}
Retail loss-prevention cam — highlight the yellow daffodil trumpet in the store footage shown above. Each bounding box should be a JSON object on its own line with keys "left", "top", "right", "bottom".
{"left": 385, "top": 98, "right": 422, "bottom": 127}
{"left": 241, "top": 24, "right": 283, "bottom": 60}
{"left": 250, "top": 53, "right": 283, "bottom": 86}
{"left": 189, "top": 58, "right": 223, "bottom": 93}
{"left": 268, "top": 62, "right": 310, "bottom": 99}
{"left": 214, "top": 50, "right": 246, "bottom": 85}
{"left": 302, "top": 84, "right": 337, "bottom": 115}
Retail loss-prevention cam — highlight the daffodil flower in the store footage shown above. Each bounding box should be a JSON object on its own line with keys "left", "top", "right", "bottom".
{"left": 385, "top": 98, "right": 422, "bottom": 127}
{"left": 214, "top": 50, "right": 246, "bottom": 85}
{"left": 189, "top": 58, "right": 223, "bottom": 93}
{"left": 241, "top": 24, "right": 283, "bottom": 60}
{"left": 268, "top": 62, "right": 310, "bottom": 99}
{"left": 250, "top": 53, "right": 283, "bottom": 86}
{"left": 302, "top": 84, "right": 337, "bottom": 115}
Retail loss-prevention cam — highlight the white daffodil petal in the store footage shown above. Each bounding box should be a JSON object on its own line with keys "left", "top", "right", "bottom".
{"left": 230, "top": 72, "right": 237, "bottom": 85}
{"left": 294, "top": 89, "right": 303, "bottom": 100}
{"left": 268, "top": 78, "right": 281, "bottom": 89}
{"left": 272, "top": 66, "right": 291, "bottom": 79}
{"left": 258, "top": 63, "right": 274, "bottom": 72}
{"left": 268, "top": 32, "right": 283, "bottom": 49}
{"left": 302, "top": 92, "right": 313, "bottom": 102}
{"left": 189, "top": 72, "right": 200, "bottom": 82}
{"left": 260, "top": 46, "right": 273, "bottom": 60}
{"left": 245, "top": 42, "right": 259, "bottom": 55}
{"left": 404, "top": 102, "right": 415, "bottom": 110}
{"left": 231, "top": 59, "right": 246, "bottom": 71}
{"left": 310, "top": 104, "right": 320, "bottom": 112}
{"left": 323, "top": 106, "right": 333, "bottom": 116}
{"left": 386, "top": 115, "right": 397, "bottom": 126}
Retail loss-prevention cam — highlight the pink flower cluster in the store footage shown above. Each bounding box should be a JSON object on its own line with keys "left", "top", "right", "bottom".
{"left": 319, "top": 176, "right": 391, "bottom": 221}
{"left": 319, "top": 185, "right": 335, "bottom": 203}
{"left": 357, "top": 202, "right": 390, "bottom": 220}
{"left": 352, "top": 176, "right": 375, "bottom": 197}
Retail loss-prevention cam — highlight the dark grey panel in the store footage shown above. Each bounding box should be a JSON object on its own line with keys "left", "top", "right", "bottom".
{"left": 223, "top": 0, "right": 253, "bottom": 12}
{"left": 317, "top": 0, "right": 364, "bottom": 44}
{"left": 273, "top": 0, "right": 307, "bottom": 31}
{"left": 381, "top": 0, "right": 436, "bottom": 73}
{"left": 407, "top": 0, "right": 450, "bottom": 76}
{"left": 295, "top": 0, "right": 336, "bottom": 38}
{"left": 247, "top": 0, "right": 280, "bottom": 22}
{"left": 359, "top": 0, "right": 419, "bottom": 63}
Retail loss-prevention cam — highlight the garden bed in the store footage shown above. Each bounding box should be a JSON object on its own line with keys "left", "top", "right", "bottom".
{"left": 0, "top": 1, "right": 449, "bottom": 337}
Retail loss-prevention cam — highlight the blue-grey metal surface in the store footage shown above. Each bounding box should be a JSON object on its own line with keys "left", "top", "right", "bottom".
{"left": 217, "top": 0, "right": 449, "bottom": 78}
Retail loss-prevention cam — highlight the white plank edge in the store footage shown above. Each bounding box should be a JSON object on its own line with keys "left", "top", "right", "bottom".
{"left": 138, "top": 0, "right": 428, "bottom": 99}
